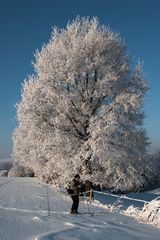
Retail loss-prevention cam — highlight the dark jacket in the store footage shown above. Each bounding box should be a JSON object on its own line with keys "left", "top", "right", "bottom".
{"left": 70, "top": 178, "right": 81, "bottom": 195}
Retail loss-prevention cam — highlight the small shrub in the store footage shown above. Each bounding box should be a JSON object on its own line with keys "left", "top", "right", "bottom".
{"left": 8, "top": 164, "right": 34, "bottom": 177}
{"left": 0, "top": 170, "right": 8, "bottom": 177}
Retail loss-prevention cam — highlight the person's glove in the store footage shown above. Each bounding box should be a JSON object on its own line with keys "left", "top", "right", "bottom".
{"left": 79, "top": 192, "right": 84, "bottom": 196}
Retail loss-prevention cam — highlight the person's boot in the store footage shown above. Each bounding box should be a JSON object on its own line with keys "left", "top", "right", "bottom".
{"left": 70, "top": 210, "right": 76, "bottom": 214}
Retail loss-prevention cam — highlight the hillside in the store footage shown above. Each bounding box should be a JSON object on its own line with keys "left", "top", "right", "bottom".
{"left": 0, "top": 177, "right": 160, "bottom": 240}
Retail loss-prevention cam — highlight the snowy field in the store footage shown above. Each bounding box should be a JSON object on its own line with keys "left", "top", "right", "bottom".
{"left": 0, "top": 177, "right": 160, "bottom": 240}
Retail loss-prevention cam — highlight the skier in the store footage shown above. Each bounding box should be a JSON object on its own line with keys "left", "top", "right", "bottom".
{"left": 85, "top": 180, "right": 94, "bottom": 202}
{"left": 70, "top": 174, "right": 82, "bottom": 214}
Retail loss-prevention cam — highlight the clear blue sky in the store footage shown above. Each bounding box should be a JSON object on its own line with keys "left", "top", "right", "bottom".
{"left": 0, "top": 0, "right": 160, "bottom": 159}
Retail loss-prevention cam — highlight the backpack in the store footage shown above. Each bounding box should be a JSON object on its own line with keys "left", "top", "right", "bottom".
{"left": 66, "top": 182, "right": 74, "bottom": 195}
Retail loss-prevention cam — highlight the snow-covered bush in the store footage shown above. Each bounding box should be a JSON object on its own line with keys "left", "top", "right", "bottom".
{"left": 148, "top": 151, "right": 160, "bottom": 188}
{"left": 0, "top": 159, "right": 13, "bottom": 171}
{"left": 0, "top": 170, "right": 8, "bottom": 177}
{"left": 13, "top": 17, "right": 151, "bottom": 192}
{"left": 8, "top": 164, "right": 34, "bottom": 177}
{"left": 124, "top": 197, "right": 160, "bottom": 227}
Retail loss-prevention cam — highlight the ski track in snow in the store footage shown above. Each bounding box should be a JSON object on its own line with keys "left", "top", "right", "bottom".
{"left": 0, "top": 177, "right": 160, "bottom": 240}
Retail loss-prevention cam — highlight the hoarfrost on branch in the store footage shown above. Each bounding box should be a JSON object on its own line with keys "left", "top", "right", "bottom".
{"left": 13, "top": 17, "right": 153, "bottom": 192}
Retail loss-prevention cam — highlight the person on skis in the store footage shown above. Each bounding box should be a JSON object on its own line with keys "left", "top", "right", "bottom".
{"left": 70, "top": 174, "right": 82, "bottom": 214}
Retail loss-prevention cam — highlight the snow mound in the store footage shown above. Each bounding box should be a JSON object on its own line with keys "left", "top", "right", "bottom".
{"left": 124, "top": 197, "right": 160, "bottom": 227}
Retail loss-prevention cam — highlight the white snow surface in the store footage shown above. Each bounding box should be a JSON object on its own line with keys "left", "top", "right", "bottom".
{"left": 0, "top": 177, "right": 160, "bottom": 240}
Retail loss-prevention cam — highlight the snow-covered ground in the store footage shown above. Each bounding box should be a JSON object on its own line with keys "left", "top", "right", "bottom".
{"left": 0, "top": 177, "right": 160, "bottom": 240}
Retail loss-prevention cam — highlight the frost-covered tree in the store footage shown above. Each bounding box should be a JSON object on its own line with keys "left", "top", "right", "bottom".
{"left": 13, "top": 17, "right": 151, "bottom": 191}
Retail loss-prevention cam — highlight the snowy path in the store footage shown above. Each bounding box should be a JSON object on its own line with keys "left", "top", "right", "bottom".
{"left": 0, "top": 177, "right": 160, "bottom": 240}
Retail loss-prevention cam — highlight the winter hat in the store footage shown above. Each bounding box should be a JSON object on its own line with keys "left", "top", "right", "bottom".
{"left": 74, "top": 174, "right": 80, "bottom": 179}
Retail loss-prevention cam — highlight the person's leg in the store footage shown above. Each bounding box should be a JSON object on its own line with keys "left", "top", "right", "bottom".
{"left": 74, "top": 195, "right": 79, "bottom": 213}
{"left": 71, "top": 195, "right": 77, "bottom": 213}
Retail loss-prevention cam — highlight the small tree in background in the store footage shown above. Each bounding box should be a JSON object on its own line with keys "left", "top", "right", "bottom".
{"left": 13, "top": 17, "right": 152, "bottom": 192}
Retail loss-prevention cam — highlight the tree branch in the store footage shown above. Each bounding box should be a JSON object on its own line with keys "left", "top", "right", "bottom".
{"left": 35, "top": 110, "right": 54, "bottom": 127}
{"left": 66, "top": 113, "right": 88, "bottom": 140}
